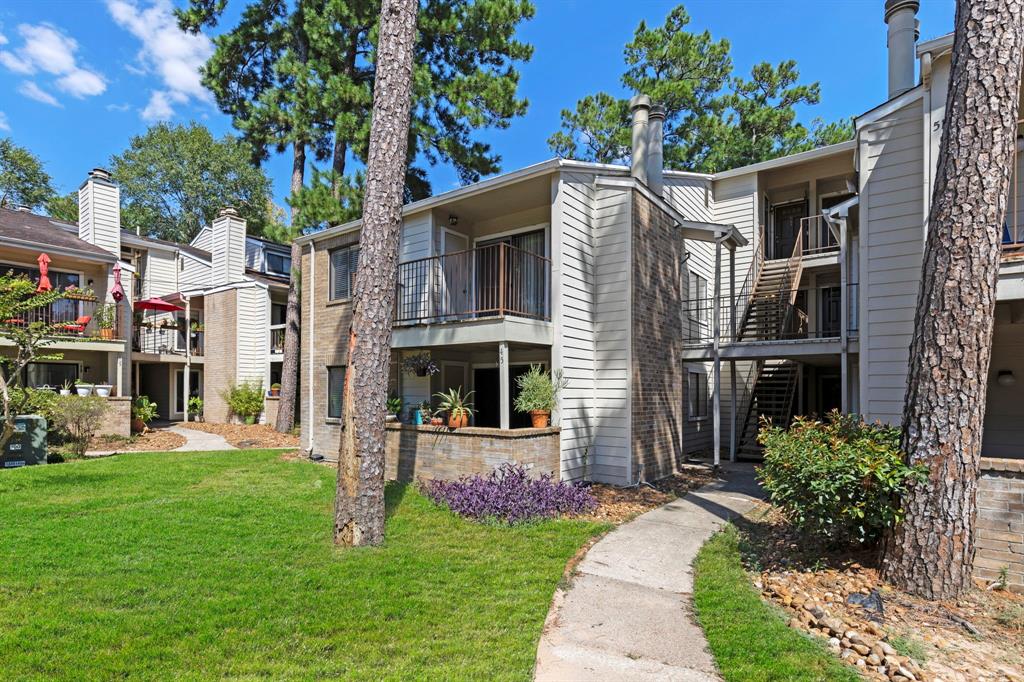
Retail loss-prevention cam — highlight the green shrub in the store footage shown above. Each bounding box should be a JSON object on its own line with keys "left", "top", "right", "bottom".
{"left": 50, "top": 395, "right": 108, "bottom": 457}
{"left": 513, "top": 365, "right": 568, "bottom": 413}
{"left": 756, "top": 411, "right": 925, "bottom": 546}
{"left": 223, "top": 381, "right": 264, "bottom": 422}
{"left": 187, "top": 396, "right": 203, "bottom": 420}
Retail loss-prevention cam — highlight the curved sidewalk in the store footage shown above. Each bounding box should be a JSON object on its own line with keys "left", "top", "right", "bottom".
{"left": 168, "top": 424, "right": 236, "bottom": 451}
{"left": 535, "top": 464, "right": 762, "bottom": 682}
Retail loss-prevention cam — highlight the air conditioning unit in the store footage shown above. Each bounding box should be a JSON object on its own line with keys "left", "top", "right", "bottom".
{"left": 2, "top": 415, "right": 47, "bottom": 467}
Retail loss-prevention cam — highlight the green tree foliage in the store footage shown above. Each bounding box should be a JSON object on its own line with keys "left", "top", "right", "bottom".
{"left": 110, "top": 122, "right": 273, "bottom": 243}
{"left": 178, "top": 0, "right": 534, "bottom": 232}
{"left": 45, "top": 192, "right": 79, "bottom": 223}
{"left": 0, "top": 138, "right": 54, "bottom": 210}
{"left": 548, "top": 4, "right": 853, "bottom": 173}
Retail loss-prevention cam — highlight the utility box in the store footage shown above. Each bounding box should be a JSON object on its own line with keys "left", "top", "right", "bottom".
{"left": 2, "top": 415, "right": 47, "bottom": 468}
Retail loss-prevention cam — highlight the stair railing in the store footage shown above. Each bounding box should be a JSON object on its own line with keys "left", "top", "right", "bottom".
{"left": 733, "top": 225, "right": 765, "bottom": 341}
{"left": 775, "top": 228, "right": 804, "bottom": 339}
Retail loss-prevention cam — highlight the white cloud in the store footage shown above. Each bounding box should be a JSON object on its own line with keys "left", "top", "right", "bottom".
{"left": 106, "top": 0, "right": 213, "bottom": 121}
{"left": 0, "top": 33, "right": 8, "bottom": 46}
{"left": 106, "top": 102, "right": 132, "bottom": 112}
{"left": 0, "top": 23, "right": 106, "bottom": 101}
{"left": 0, "top": 111, "right": 10, "bottom": 132}
{"left": 19, "top": 81, "right": 62, "bottom": 107}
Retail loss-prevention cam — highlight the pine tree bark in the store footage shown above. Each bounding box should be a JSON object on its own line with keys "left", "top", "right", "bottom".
{"left": 882, "top": 0, "right": 1024, "bottom": 599}
{"left": 275, "top": 240, "right": 302, "bottom": 433}
{"left": 333, "top": 0, "right": 417, "bottom": 546}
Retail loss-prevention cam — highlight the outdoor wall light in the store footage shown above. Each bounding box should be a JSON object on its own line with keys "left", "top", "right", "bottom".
{"left": 448, "top": 215, "right": 458, "bottom": 226}
{"left": 997, "top": 370, "right": 1017, "bottom": 387}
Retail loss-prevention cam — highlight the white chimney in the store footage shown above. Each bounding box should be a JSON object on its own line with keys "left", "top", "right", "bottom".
{"left": 211, "top": 207, "right": 247, "bottom": 285}
{"left": 647, "top": 104, "right": 665, "bottom": 196}
{"left": 78, "top": 168, "right": 121, "bottom": 257}
{"left": 884, "top": 0, "right": 920, "bottom": 99}
{"left": 629, "top": 95, "right": 651, "bottom": 186}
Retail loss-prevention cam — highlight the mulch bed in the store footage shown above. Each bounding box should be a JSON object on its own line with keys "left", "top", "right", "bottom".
{"left": 739, "top": 505, "right": 1024, "bottom": 682}
{"left": 581, "top": 464, "right": 719, "bottom": 523}
{"left": 89, "top": 430, "right": 186, "bottom": 452}
{"left": 178, "top": 422, "right": 300, "bottom": 450}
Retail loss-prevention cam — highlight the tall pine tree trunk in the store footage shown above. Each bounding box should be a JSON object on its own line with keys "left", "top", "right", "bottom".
{"left": 276, "top": 140, "right": 306, "bottom": 433}
{"left": 275, "top": 240, "right": 302, "bottom": 433}
{"left": 882, "top": 0, "right": 1024, "bottom": 600}
{"left": 333, "top": 0, "right": 417, "bottom": 546}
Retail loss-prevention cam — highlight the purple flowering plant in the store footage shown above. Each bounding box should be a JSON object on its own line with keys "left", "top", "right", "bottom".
{"left": 422, "top": 462, "right": 597, "bottom": 524}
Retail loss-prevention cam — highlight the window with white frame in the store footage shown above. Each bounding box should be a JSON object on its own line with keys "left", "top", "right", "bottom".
{"left": 329, "top": 246, "right": 359, "bottom": 301}
{"left": 688, "top": 369, "right": 708, "bottom": 420}
{"left": 687, "top": 272, "right": 709, "bottom": 336}
{"left": 265, "top": 252, "right": 291, "bottom": 276}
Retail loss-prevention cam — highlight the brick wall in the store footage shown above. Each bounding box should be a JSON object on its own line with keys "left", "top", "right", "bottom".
{"left": 384, "top": 424, "right": 560, "bottom": 481}
{"left": 203, "top": 289, "right": 237, "bottom": 423}
{"left": 300, "top": 232, "right": 359, "bottom": 455}
{"left": 264, "top": 395, "right": 280, "bottom": 427}
{"left": 976, "top": 458, "right": 1024, "bottom": 592}
{"left": 94, "top": 397, "right": 131, "bottom": 437}
{"left": 631, "top": 189, "right": 685, "bottom": 481}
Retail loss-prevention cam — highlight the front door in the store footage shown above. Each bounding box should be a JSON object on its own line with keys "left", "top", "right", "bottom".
{"left": 819, "top": 286, "right": 841, "bottom": 337}
{"left": 771, "top": 202, "right": 807, "bottom": 260}
{"left": 473, "top": 367, "right": 500, "bottom": 427}
{"left": 441, "top": 231, "right": 470, "bottom": 318}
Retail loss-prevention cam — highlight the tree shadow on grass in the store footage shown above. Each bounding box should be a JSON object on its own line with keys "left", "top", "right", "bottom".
{"left": 384, "top": 481, "right": 410, "bottom": 520}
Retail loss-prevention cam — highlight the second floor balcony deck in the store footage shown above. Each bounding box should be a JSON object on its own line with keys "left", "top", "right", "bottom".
{"left": 2, "top": 291, "right": 122, "bottom": 344}
{"left": 395, "top": 242, "right": 551, "bottom": 326}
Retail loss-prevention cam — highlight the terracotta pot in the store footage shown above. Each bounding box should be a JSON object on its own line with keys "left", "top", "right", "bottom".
{"left": 99, "top": 328, "right": 114, "bottom": 340}
{"left": 131, "top": 418, "right": 146, "bottom": 433}
{"left": 448, "top": 412, "right": 468, "bottom": 430}
{"left": 269, "top": 388, "right": 280, "bottom": 396}
{"left": 529, "top": 410, "right": 550, "bottom": 428}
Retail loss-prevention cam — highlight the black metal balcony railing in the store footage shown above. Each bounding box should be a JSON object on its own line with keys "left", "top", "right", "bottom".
{"left": 133, "top": 324, "right": 204, "bottom": 356}
{"left": 395, "top": 242, "right": 551, "bottom": 325}
{"left": 3, "top": 293, "right": 120, "bottom": 340}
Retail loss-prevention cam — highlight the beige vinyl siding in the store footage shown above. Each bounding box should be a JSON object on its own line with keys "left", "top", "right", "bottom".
{"left": 553, "top": 172, "right": 598, "bottom": 482}
{"left": 179, "top": 255, "right": 211, "bottom": 291}
{"left": 399, "top": 212, "right": 432, "bottom": 262}
{"left": 591, "top": 182, "right": 632, "bottom": 484}
{"left": 245, "top": 239, "right": 263, "bottom": 271}
{"left": 858, "top": 100, "right": 924, "bottom": 425}
{"left": 77, "top": 180, "right": 120, "bottom": 254}
{"left": 191, "top": 227, "right": 213, "bottom": 251}
{"left": 235, "top": 285, "right": 269, "bottom": 387}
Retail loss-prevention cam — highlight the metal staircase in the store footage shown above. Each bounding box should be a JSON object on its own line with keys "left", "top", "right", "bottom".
{"left": 736, "top": 235, "right": 805, "bottom": 342}
{"left": 737, "top": 359, "right": 799, "bottom": 459}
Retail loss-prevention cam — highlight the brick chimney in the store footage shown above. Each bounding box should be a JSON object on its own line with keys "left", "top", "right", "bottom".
{"left": 78, "top": 168, "right": 121, "bottom": 257}
{"left": 211, "top": 207, "right": 247, "bottom": 285}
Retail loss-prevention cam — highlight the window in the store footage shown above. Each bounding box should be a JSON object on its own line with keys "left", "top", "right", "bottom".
{"left": 24, "top": 362, "right": 78, "bottom": 389}
{"left": 688, "top": 370, "right": 708, "bottom": 421}
{"left": 687, "top": 272, "right": 709, "bottom": 334}
{"left": 266, "top": 252, "right": 291, "bottom": 276}
{"left": 329, "top": 246, "right": 359, "bottom": 301}
{"left": 271, "top": 303, "right": 287, "bottom": 326}
{"left": 327, "top": 366, "right": 346, "bottom": 419}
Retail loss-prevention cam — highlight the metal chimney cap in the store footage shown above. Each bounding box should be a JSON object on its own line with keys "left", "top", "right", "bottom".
{"left": 649, "top": 104, "right": 666, "bottom": 121}
{"left": 88, "top": 168, "right": 112, "bottom": 181}
{"left": 629, "top": 94, "right": 651, "bottom": 113}
{"left": 218, "top": 207, "right": 240, "bottom": 218}
{"left": 884, "top": 0, "right": 919, "bottom": 23}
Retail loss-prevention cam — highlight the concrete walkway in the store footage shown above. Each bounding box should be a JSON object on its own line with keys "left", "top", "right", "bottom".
{"left": 168, "top": 424, "right": 236, "bottom": 451}
{"left": 534, "top": 464, "right": 762, "bottom": 682}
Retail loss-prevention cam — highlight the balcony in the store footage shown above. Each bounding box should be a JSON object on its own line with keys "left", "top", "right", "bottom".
{"left": 395, "top": 242, "right": 551, "bottom": 326}
{"left": 797, "top": 215, "right": 841, "bottom": 257}
{"left": 3, "top": 291, "right": 121, "bottom": 341}
{"left": 133, "top": 322, "right": 204, "bottom": 357}
{"left": 270, "top": 324, "right": 286, "bottom": 355}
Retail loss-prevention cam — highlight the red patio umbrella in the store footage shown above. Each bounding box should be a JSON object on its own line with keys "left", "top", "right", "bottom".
{"left": 36, "top": 253, "right": 52, "bottom": 292}
{"left": 134, "top": 297, "right": 184, "bottom": 312}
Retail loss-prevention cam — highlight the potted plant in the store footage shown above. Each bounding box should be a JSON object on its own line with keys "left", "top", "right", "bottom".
{"left": 269, "top": 383, "right": 281, "bottom": 397}
{"left": 59, "top": 380, "right": 73, "bottom": 396}
{"left": 188, "top": 396, "right": 204, "bottom": 422}
{"left": 190, "top": 321, "right": 205, "bottom": 333}
{"left": 94, "top": 383, "right": 113, "bottom": 398}
{"left": 401, "top": 352, "right": 439, "bottom": 377}
{"left": 74, "top": 379, "right": 93, "bottom": 397}
{"left": 95, "top": 303, "right": 116, "bottom": 340}
{"left": 132, "top": 395, "right": 158, "bottom": 433}
{"left": 412, "top": 400, "right": 429, "bottom": 425}
{"left": 434, "top": 387, "right": 474, "bottom": 430}
{"left": 386, "top": 395, "right": 403, "bottom": 422}
{"left": 514, "top": 365, "right": 569, "bottom": 428}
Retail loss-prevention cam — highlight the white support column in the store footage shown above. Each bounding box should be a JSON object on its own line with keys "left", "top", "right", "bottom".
{"left": 729, "top": 360, "right": 737, "bottom": 462}
{"left": 499, "top": 341, "right": 510, "bottom": 430}
{"left": 183, "top": 295, "right": 191, "bottom": 422}
{"left": 839, "top": 216, "right": 850, "bottom": 413}
{"left": 729, "top": 248, "right": 736, "bottom": 339}
{"left": 712, "top": 238, "right": 722, "bottom": 468}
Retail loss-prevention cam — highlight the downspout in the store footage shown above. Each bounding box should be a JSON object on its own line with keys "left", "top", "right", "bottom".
{"left": 711, "top": 235, "right": 725, "bottom": 470}
{"left": 307, "top": 241, "right": 316, "bottom": 454}
{"left": 184, "top": 294, "right": 191, "bottom": 423}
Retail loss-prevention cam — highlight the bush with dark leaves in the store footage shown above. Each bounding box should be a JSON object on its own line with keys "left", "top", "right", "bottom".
{"left": 422, "top": 463, "right": 597, "bottom": 524}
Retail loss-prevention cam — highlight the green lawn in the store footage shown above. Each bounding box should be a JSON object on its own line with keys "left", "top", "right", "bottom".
{"left": 0, "top": 450, "right": 604, "bottom": 680}
{"left": 693, "top": 526, "right": 860, "bottom": 682}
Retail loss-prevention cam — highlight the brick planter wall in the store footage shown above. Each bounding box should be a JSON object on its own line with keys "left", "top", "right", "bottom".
{"left": 384, "top": 423, "right": 560, "bottom": 482}
{"left": 95, "top": 396, "right": 131, "bottom": 438}
{"left": 976, "top": 457, "right": 1024, "bottom": 592}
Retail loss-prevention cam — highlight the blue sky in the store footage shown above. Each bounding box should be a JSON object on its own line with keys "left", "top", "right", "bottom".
{"left": 0, "top": 0, "right": 956, "bottom": 222}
